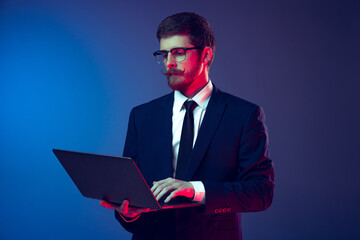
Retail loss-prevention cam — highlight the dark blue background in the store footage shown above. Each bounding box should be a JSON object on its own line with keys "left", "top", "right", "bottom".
{"left": 1, "top": 0, "right": 359, "bottom": 239}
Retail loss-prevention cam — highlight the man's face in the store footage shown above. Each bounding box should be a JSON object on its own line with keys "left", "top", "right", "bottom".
{"left": 159, "top": 35, "right": 204, "bottom": 92}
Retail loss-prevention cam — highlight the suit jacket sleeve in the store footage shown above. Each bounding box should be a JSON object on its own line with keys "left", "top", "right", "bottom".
{"left": 115, "top": 108, "right": 144, "bottom": 233}
{"left": 202, "top": 105, "right": 274, "bottom": 215}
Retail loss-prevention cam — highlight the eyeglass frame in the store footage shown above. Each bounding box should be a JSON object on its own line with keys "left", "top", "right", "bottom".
{"left": 152, "top": 47, "right": 203, "bottom": 65}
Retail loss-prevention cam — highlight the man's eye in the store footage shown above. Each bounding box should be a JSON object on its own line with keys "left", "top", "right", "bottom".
{"left": 172, "top": 49, "right": 185, "bottom": 56}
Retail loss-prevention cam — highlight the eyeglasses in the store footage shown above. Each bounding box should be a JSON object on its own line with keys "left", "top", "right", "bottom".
{"left": 153, "top": 47, "right": 202, "bottom": 65}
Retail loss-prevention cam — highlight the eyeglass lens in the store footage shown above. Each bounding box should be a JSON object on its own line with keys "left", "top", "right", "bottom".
{"left": 155, "top": 48, "right": 186, "bottom": 65}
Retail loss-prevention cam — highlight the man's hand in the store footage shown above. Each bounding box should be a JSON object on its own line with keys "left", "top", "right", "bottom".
{"left": 151, "top": 177, "right": 194, "bottom": 203}
{"left": 99, "top": 200, "right": 152, "bottom": 219}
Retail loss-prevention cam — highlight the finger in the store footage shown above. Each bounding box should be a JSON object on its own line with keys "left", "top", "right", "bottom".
{"left": 165, "top": 183, "right": 195, "bottom": 202}
{"left": 152, "top": 179, "right": 177, "bottom": 197}
{"left": 122, "top": 200, "right": 151, "bottom": 214}
{"left": 119, "top": 201, "right": 145, "bottom": 218}
{"left": 123, "top": 205, "right": 153, "bottom": 218}
{"left": 99, "top": 200, "right": 114, "bottom": 209}
{"left": 155, "top": 185, "right": 176, "bottom": 201}
{"left": 152, "top": 184, "right": 166, "bottom": 198}
{"left": 99, "top": 200, "right": 121, "bottom": 210}
{"left": 120, "top": 200, "right": 129, "bottom": 214}
{"left": 123, "top": 199, "right": 130, "bottom": 207}
{"left": 151, "top": 178, "right": 171, "bottom": 192}
{"left": 132, "top": 207, "right": 151, "bottom": 214}
{"left": 154, "top": 177, "right": 174, "bottom": 187}
{"left": 164, "top": 190, "right": 179, "bottom": 203}
{"left": 153, "top": 182, "right": 172, "bottom": 199}
{"left": 151, "top": 181, "right": 156, "bottom": 191}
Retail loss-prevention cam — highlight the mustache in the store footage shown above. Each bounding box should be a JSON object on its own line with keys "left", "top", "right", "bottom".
{"left": 162, "top": 68, "right": 185, "bottom": 75}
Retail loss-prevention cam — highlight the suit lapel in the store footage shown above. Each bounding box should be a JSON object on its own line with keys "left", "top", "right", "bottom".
{"left": 184, "top": 87, "right": 227, "bottom": 180}
{"left": 154, "top": 92, "right": 174, "bottom": 178}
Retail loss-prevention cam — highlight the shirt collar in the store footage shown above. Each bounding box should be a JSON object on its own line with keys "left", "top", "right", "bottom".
{"left": 173, "top": 80, "right": 213, "bottom": 112}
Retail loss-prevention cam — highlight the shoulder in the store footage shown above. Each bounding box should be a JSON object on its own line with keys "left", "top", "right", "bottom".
{"left": 130, "top": 92, "right": 174, "bottom": 115}
{"left": 213, "top": 87, "right": 267, "bottom": 130}
{"left": 213, "top": 87, "right": 261, "bottom": 114}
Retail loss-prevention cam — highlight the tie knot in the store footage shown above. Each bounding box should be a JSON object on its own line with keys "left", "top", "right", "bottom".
{"left": 183, "top": 100, "right": 197, "bottom": 112}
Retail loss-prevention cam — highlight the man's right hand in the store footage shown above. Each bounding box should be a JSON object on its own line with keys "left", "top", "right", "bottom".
{"left": 99, "top": 200, "right": 152, "bottom": 219}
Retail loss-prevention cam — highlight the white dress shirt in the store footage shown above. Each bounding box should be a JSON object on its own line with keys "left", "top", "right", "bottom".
{"left": 172, "top": 80, "right": 213, "bottom": 203}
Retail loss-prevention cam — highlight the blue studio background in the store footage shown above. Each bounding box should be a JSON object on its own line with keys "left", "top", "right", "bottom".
{"left": 1, "top": 0, "right": 359, "bottom": 239}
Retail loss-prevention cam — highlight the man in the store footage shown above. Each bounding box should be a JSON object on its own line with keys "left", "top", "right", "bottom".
{"left": 100, "top": 12, "right": 274, "bottom": 240}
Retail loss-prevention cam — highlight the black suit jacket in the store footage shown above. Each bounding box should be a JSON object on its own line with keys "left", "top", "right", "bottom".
{"left": 116, "top": 86, "right": 274, "bottom": 240}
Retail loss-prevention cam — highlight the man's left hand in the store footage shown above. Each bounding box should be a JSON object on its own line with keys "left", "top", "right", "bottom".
{"left": 151, "top": 177, "right": 194, "bottom": 203}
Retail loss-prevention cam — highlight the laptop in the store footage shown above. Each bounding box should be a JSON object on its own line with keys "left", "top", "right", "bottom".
{"left": 53, "top": 149, "right": 201, "bottom": 210}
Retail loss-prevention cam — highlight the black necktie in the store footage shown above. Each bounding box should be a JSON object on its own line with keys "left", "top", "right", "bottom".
{"left": 176, "top": 100, "right": 197, "bottom": 180}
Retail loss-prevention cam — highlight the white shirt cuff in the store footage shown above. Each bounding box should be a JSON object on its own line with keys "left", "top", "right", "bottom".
{"left": 190, "top": 181, "right": 206, "bottom": 204}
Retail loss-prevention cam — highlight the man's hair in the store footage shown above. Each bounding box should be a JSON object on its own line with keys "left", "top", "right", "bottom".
{"left": 157, "top": 12, "right": 216, "bottom": 68}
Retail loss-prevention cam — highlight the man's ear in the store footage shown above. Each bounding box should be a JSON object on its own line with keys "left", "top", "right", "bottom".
{"left": 201, "top": 47, "right": 213, "bottom": 65}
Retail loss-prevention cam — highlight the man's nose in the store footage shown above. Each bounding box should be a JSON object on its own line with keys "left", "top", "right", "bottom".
{"left": 165, "top": 54, "right": 177, "bottom": 68}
